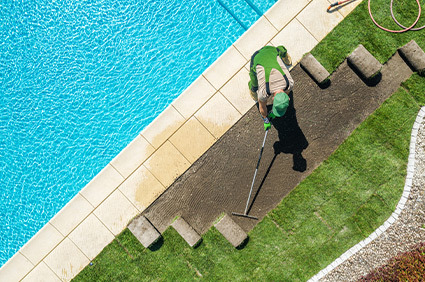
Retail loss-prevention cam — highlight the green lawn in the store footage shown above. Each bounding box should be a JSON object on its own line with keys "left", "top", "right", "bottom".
{"left": 311, "top": 0, "right": 425, "bottom": 71}
{"left": 74, "top": 1, "right": 425, "bottom": 281}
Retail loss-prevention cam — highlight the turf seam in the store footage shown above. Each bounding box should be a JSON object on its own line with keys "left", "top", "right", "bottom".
{"left": 269, "top": 216, "right": 290, "bottom": 238}
{"left": 115, "top": 238, "right": 134, "bottom": 260}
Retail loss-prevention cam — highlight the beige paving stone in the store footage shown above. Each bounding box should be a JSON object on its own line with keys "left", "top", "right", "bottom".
{"left": 330, "top": 0, "right": 364, "bottom": 17}
{"left": 194, "top": 92, "right": 242, "bottom": 139}
{"left": 203, "top": 45, "right": 247, "bottom": 90}
{"left": 144, "top": 141, "right": 191, "bottom": 188}
{"left": 169, "top": 116, "right": 216, "bottom": 163}
{"left": 264, "top": 0, "right": 311, "bottom": 31}
{"left": 297, "top": 0, "right": 344, "bottom": 42}
{"left": 44, "top": 237, "right": 89, "bottom": 281}
{"left": 233, "top": 16, "right": 278, "bottom": 60}
{"left": 172, "top": 76, "right": 217, "bottom": 119}
{"left": 79, "top": 164, "right": 124, "bottom": 208}
{"left": 0, "top": 252, "right": 33, "bottom": 282}
{"left": 244, "top": 61, "right": 250, "bottom": 72}
{"left": 110, "top": 135, "right": 155, "bottom": 179}
{"left": 68, "top": 214, "right": 114, "bottom": 260}
{"left": 22, "top": 262, "right": 60, "bottom": 282}
{"left": 20, "top": 223, "right": 63, "bottom": 265}
{"left": 49, "top": 193, "right": 93, "bottom": 237}
{"left": 119, "top": 164, "right": 166, "bottom": 211}
{"left": 270, "top": 18, "right": 318, "bottom": 64}
{"left": 220, "top": 67, "right": 255, "bottom": 115}
{"left": 141, "top": 105, "right": 186, "bottom": 149}
{"left": 94, "top": 189, "right": 139, "bottom": 236}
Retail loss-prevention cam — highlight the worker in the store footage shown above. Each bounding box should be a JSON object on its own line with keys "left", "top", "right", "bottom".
{"left": 248, "top": 45, "right": 294, "bottom": 131}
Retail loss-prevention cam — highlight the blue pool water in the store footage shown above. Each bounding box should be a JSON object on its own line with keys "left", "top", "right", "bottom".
{"left": 0, "top": 0, "right": 276, "bottom": 266}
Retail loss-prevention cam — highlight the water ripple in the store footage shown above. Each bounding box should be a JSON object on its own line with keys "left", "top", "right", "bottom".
{"left": 0, "top": 0, "right": 274, "bottom": 266}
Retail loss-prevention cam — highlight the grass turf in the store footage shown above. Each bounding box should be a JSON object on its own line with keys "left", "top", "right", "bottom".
{"left": 311, "top": 0, "right": 425, "bottom": 72}
{"left": 74, "top": 75, "right": 424, "bottom": 281}
{"left": 74, "top": 1, "right": 425, "bottom": 280}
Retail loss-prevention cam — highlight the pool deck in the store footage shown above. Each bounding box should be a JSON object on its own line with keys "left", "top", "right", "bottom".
{"left": 0, "top": 0, "right": 363, "bottom": 281}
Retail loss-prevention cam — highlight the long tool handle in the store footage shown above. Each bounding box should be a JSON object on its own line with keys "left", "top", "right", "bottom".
{"left": 243, "top": 130, "right": 268, "bottom": 215}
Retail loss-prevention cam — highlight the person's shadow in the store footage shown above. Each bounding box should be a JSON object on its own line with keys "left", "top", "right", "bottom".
{"left": 269, "top": 91, "right": 308, "bottom": 172}
{"left": 247, "top": 92, "right": 308, "bottom": 215}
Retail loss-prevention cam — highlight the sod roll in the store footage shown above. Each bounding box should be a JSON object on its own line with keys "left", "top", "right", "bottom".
{"left": 398, "top": 40, "right": 425, "bottom": 75}
{"left": 347, "top": 44, "right": 382, "bottom": 80}
{"left": 300, "top": 53, "right": 330, "bottom": 84}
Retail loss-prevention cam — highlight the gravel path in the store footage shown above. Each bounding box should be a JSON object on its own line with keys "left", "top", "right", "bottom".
{"left": 311, "top": 107, "right": 425, "bottom": 281}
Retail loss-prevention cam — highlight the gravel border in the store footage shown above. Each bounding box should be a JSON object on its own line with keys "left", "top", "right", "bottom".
{"left": 308, "top": 106, "right": 425, "bottom": 282}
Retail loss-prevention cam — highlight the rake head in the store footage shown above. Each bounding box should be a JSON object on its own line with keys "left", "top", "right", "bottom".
{"left": 231, "top": 212, "right": 258, "bottom": 220}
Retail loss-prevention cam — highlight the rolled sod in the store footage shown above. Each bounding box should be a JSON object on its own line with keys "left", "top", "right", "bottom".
{"left": 214, "top": 214, "right": 247, "bottom": 248}
{"left": 398, "top": 40, "right": 425, "bottom": 75}
{"left": 347, "top": 44, "right": 382, "bottom": 79}
{"left": 171, "top": 217, "right": 202, "bottom": 247}
{"left": 128, "top": 215, "right": 161, "bottom": 248}
{"left": 300, "top": 53, "right": 330, "bottom": 84}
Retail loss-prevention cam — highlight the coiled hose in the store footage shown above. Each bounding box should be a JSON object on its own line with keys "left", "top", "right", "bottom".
{"left": 328, "top": 0, "right": 425, "bottom": 32}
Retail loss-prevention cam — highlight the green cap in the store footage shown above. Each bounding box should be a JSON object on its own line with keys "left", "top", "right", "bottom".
{"left": 272, "top": 92, "right": 289, "bottom": 117}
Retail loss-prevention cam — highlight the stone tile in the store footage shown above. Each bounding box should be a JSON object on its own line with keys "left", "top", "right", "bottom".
{"left": 49, "top": 193, "right": 93, "bottom": 237}
{"left": 119, "top": 164, "right": 166, "bottom": 211}
{"left": 264, "top": 0, "right": 311, "bottom": 31}
{"left": 332, "top": 0, "right": 364, "bottom": 17}
{"left": 128, "top": 215, "right": 161, "bottom": 248}
{"left": 68, "top": 214, "right": 114, "bottom": 260}
{"left": 220, "top": 67, "right": 256, "bottom": 115}
{"left": 44, "top": 237, "right": 89, "bottom": 281}
{"left": 172, "top": 76, "right": 217, "bottom": 119}
{"left": 110, "top": 135, "right": 155, "bottom": 179}
{"left": 194, "top": 92, "right": 242, "bottom": 139}
{"left": 94, "top": 189, "right": 139, "bottom": 236}
{"left": 244, "top": 61, "right": 250, "bottom": 72}
{"left": 144, "top": 141, "right": 191, "bottom": 188}
{"left": 234, "top": 16, "right": 278, "bottom": 60}
{"left": 270, "top": 19, "right": 318, "bottom": 64}
{"left": 141, "top": 105, "right": 186, "bottom": 149}
{"left": 22, "top": 262, "right": 60, "bottom": 282}
{"left": 79, "top": 164, "right": 124, "bottom": 208}
{"left": 20, "top": 223, "right": 63, "bottom": 265}
{"left": 203, "top": 45, "right": 247, "bottom": 90}
{"left": 297, "top": 0, "right": 344, "bottom": 42}
{"left": 0, "top": 252, "right": 33, "bottom": 282}
{"left": 169, "top": 116, "right": 216, "bottom": 163}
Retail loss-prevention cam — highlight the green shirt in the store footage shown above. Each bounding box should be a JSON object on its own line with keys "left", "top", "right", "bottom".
{"left": 248, "top": 45, "right": 288, "bottom": 94}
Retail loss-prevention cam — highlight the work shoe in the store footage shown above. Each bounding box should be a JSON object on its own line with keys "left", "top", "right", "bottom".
{"left": 282, "top": 53, "right": 292, "bottom": 65}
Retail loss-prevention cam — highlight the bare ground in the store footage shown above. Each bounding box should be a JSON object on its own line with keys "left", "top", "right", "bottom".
{"left": 142, "top": 52, "right": 413, "bottom": 235}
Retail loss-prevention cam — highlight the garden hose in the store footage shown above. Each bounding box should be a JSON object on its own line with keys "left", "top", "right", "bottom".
{"left": 368, "top": 0, "right": 424, "bottom": 32}
{"left": 327, "top": 0, "right": 353, "bottom": 12}
{"left": 328, "top": 0, "right": 425, "bottom": 32}
{"left": 389, "top": 0, "right": 425, "bottom": 30}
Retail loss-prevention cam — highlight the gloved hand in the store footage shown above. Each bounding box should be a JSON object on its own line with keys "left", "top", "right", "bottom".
{"left": 262, "top": 117, "right": 271, "bottom": 131}
{"left": 268, "top": 111, "right": 276, "bottom": 120}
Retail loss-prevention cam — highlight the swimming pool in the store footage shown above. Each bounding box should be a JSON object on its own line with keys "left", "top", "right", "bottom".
{"left": 0, "top": 0, "right": 276, "bottom": 266}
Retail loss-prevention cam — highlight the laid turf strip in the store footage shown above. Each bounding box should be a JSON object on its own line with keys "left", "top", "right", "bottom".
{"left": 75, "top": 0, "right": 425, "bottom": 279}
{"left": 74, "top": 75, "right": 424, "bottom": 281}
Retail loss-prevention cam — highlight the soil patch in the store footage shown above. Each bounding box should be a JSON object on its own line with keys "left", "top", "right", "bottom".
{"left": 143, "top": 53, "right": 412, "bottom": 234}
